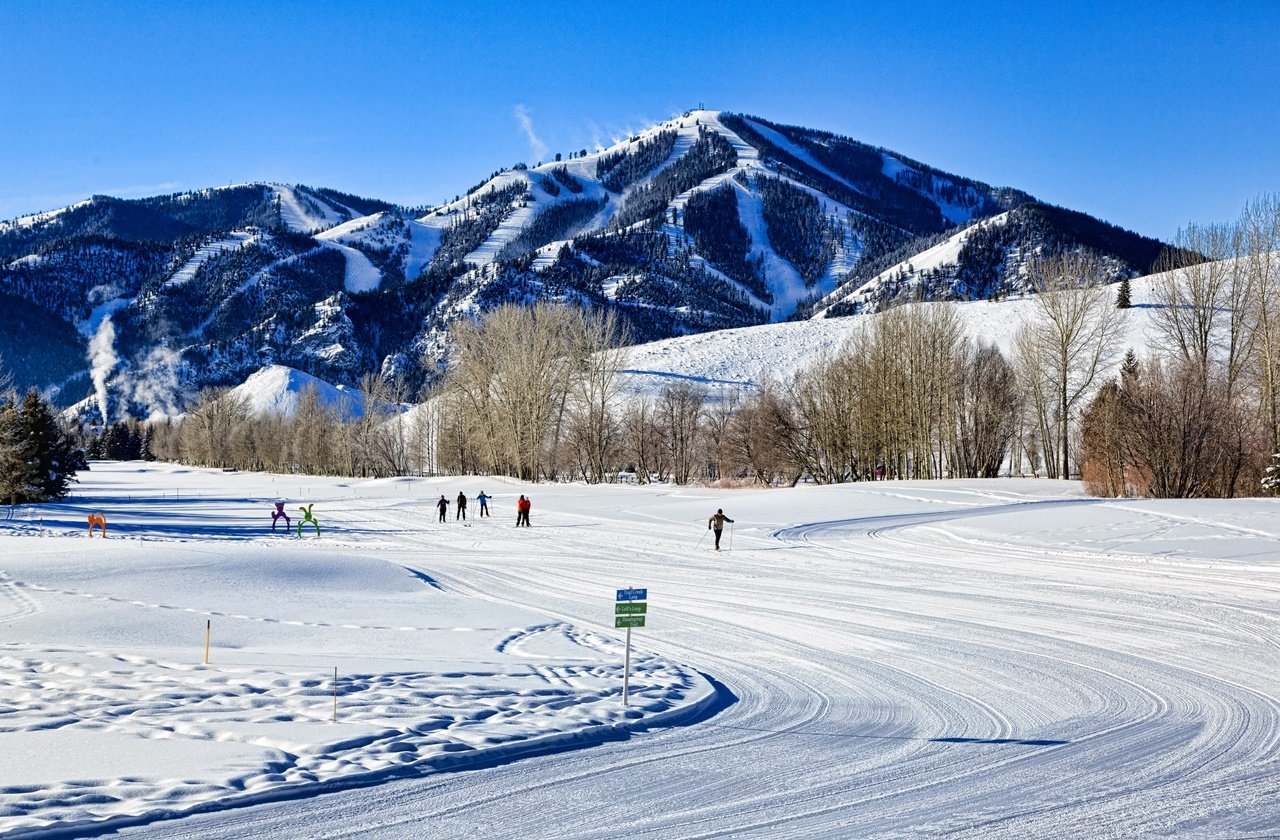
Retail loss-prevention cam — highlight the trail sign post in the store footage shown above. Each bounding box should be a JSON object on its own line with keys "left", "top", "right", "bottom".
{"left": 616, "top": 587, "right": 648, "bottom": 705}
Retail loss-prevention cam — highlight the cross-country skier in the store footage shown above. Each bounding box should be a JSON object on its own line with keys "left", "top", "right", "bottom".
{"left": 708, "top": 508, "right": 734, "bottom": 551}
{"left": 516, "top": 495, "right": 531, "bottom": 527}
{"left": 437, "top": 494, "right": 449, "bottom": 523}
{"left": 456, "top": 491, "right": 467, "bottom": 521}
{"left": 477, "top": 491, "right": 490, "bottom": 517}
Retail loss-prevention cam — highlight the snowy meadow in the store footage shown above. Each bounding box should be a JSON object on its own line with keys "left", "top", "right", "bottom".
{"left": 2, "top": 462, "right": 1280, "bottom": 837}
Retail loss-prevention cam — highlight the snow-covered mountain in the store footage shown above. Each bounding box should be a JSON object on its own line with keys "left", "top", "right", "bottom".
{"left": 0, "top": 110, "right": 1168, "bottom": 418}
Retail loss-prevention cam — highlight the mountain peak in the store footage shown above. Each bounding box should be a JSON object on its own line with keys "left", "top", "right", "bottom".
{"left": 0, "top": 110, "right": 1165, "bottom": 414}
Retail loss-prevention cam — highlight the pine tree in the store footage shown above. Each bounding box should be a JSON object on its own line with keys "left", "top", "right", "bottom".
{"left": 0, "top": 399, "right": 35, "bottom": 506}
{"left": 16, "top": 390, "right": 80, "bottom": 502}
{"left": 1116, "top": 276, "right": 1132, "bottom": 309}
{"left": 1121, "top": 348, "right": 1139, "bottom": 382}
{"left": 140, "top": 424, "right": 156, "bottom": 461}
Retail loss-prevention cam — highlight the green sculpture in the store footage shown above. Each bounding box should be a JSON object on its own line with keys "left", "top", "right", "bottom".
{"left": 297, "top": 503, "right": 320, "bottom": 537}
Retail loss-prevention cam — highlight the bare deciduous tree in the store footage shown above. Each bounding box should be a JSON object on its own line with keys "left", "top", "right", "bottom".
{"left": 1016, "top": 252, "right": 1127, "bottom": 478}
{"left": 951, "top": 340, "right": 1018, "bottom": 478}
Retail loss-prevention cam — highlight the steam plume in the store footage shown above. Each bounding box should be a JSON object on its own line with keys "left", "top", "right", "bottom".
{"left": 514, "top": 104, "right": 548, "bottom": 162}
{"left": 88, "top": 315, "right": 117, "bottom": 426}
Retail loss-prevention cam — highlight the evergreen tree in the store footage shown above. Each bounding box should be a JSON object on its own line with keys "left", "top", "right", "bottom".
{"left": 105, "top": 422, "right": 130, "bottom": 459}
{"left": 1116, "top": 275, "right": 1132, "bottom": 309}
{"left": 0, "top": 399, "right": 35, "bottom": 505}
{"left": 1121, "top": 348, "right": 1139, "bottom": 381}
{"left": 140, "top": 424, "right": 156, "bottom": 461}
{"left": 13, "top": 390, "right": 80, "bottom": 502}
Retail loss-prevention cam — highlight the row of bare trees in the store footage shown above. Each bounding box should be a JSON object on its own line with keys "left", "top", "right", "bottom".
{"left": 1080, "top": 195, "right": 1280, "bottom": 497}
{"left": 148, "top": 374, "right": 431, "bottom": 477}
{"left": 143, "top": 268, "right": 1131, "bottom": 487}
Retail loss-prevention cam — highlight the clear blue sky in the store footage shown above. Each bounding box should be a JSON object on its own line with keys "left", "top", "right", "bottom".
{"left": 2, "top": 1, "right": 1276, "bottom": 240}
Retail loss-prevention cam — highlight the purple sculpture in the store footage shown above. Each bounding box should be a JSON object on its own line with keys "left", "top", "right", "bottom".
{"left": 271, "top": 501, "right": 291, "bottom": 532}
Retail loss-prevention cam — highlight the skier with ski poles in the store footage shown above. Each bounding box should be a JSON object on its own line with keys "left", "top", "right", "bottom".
{"left": 436, "top": 494, "right": 449, "bottom": 523}
{"left": 708, "top": 508, "right": 734, "bottom": 551}
{"left": 456, "top": 491, "right": 467, "bottom": 521}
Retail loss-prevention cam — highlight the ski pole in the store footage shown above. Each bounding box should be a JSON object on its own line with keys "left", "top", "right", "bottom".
{"left": 695, "top": 525, "right": 709, "bottom": 550}
{"left": 729, "top": 522, "right": 734, "bottom": 551}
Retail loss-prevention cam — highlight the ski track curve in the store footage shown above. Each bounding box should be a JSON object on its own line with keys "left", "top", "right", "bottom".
{"left": 107, "top": 492, "right": 1280, "bottom": 839}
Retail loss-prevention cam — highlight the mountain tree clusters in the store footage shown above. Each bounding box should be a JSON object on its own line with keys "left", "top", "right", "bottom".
{"left": 547, "top": 166, "right": 585, "bottom": 194}
{"left": 681, "top": 184, "right": 768, "bottom": 301}
{"left": 611, "top": 129, "right": 737, "bottom": 229}
{"left": 433, "top": 182, "right": 529, "bottom": 268}
{"left": 824, "top": 202, "right": 1165, "bottom": 316}
{"left": 87, "top": 420, "right": 153, "bottom": 461}
{"left": 719, "top": 113, "right": 1021, "bottom": 235}
{"left": 756, "top": 175, "right": 839, "bottom": 286}
{"left": 495, "top": 198, "right": 605, "bottom": 263}
{"left": 596, "top": 130, "right": 677, "bottom": 192}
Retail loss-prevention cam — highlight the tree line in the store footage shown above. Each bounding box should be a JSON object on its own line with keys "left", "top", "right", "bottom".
{"left": 1079, "top": 196, "right": 1280, "bottom": 497}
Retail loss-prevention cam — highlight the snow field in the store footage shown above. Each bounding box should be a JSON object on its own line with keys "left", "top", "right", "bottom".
{"left": 0, "top": 464, "right": 712, "bottom": 837}
{"left": 618, "top": 272, "right": 1164, "bottom": 399}
{"left": 5, "top": 462, "right": 1280, "bottom": 837}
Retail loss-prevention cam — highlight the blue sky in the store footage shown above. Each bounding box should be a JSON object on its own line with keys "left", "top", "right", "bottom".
{"left": 1, "top": 1, "right": 1276, "bottom": 239}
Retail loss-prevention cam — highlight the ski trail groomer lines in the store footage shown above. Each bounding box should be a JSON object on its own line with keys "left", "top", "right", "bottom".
{"left": 709, "top": 508, "right": 734, "bottom": 551}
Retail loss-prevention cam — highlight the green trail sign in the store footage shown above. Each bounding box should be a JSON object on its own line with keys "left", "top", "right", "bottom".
{"left": 614, "top": 585, "right": 648, "bottom": 705}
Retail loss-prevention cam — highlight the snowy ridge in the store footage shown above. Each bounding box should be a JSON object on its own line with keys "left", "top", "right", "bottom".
{"left": 226, "top": 365, "right": 365, "bottom": 418}
{"left": 813, "top": 212, "right": 1012, "bottom": 316}
{"left": 0, "top": 199, "right": 93, "bottom": 231}
{"left": 621, "top": 268, "right": 1159, "bottom": 398}
{"left": 166, "top": 231, "right": 261, "bottom": 287}
{"left": 0, "top": 108, "right": 1167, "bottom": 410}
{"left": 270, "top": 185, "right": 353, "bottom": 234}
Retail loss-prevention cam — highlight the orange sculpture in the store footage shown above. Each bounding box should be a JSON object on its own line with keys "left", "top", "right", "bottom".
{"left": 87, "top": 513, "right": 107, "bottom": 537}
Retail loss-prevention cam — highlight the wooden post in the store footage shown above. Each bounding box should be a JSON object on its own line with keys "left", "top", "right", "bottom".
{"left": 623, "top": 626, "right": 631, "bottom": 706}
{"left": 203, "top": 619, "right": 211, "bottom": 664}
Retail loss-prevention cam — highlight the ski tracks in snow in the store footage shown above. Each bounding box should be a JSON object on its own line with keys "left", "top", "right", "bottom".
{"left": 62, "top": 482, "right": 1280, "bottom": 838}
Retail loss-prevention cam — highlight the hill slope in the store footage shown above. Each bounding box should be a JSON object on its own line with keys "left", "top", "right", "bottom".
{"left": 0, "top": 109, "right": 1167, "bottom": 417}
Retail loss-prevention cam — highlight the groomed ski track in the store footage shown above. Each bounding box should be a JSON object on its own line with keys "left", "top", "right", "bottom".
{"left": 112, "top": 482, "right": 1280, "bottom": 839}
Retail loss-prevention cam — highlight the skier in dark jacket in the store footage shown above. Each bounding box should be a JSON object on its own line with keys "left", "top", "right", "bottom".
{"left": 437, "top": 495, "right": 449, "bottom": 523}
{"left": 708, "top": 508, "right": 734, "bottom": 551}
{"left": 456, "top": 491, "right": 467, "bottom": 521}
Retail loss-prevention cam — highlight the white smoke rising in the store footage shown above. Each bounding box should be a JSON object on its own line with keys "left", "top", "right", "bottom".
{"left": 127, "top": 345, "right": 183, "bottom": 421}
{"left": 513, "top": 104, "right": 548, "bottom": 162}
{"left": 88, "top": 315, "right": 117, "bottom": 427}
